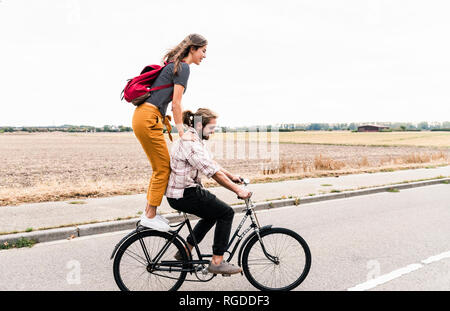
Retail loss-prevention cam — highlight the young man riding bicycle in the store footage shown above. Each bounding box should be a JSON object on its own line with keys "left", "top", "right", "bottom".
{"left": 164, "top": 108, "right": 252, "bottom": 275}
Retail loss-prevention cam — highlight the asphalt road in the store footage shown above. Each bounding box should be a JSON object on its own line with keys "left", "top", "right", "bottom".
{"left": 1, "top": 184, "right": 449, "bottom": 291}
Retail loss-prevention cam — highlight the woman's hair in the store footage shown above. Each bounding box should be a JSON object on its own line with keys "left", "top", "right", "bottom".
{"left": 162, "top": 33, "right": 208, "bottom": 75}
{"left": 182, "top": 108, "right": 218, "bottom": 128}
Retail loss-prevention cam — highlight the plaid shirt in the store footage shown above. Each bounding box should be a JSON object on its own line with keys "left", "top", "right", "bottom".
{"left": 165, "top": 126, "right": 221, "bottom": 199}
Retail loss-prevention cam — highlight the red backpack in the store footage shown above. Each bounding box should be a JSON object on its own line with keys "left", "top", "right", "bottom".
{"left": 121, "top": 62, "right": 173, "bottom": 106}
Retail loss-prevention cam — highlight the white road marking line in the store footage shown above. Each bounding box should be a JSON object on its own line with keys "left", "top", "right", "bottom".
{"left": 348, "top": 250, "right": 450, "bottom": 291}
{"left": 421, "top": 251, "right": 450, "bottom": 264}
{"left": 348, "top": 264, "right": 423, "bottom": 291}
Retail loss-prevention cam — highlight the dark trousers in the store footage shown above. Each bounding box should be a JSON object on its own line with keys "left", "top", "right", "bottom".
{"left": 167, "top": 185, "right": 234, "bottom": 256}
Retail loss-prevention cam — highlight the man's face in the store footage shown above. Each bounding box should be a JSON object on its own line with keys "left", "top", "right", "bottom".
{"left": 195, "top": 118, "right": 216, "bottom": 140}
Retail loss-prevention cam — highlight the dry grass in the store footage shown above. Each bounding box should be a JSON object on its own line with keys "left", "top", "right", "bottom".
{"left": 0, "top": 131, "right": 449, "bottom": 206}
{"left": 313, "top": 154, "right": 346, "bottom": 170}
{"left": 211, "top": 131, "right": 450, "bottom": 148}
{"left": 257, "top": 151, "right": 448, "bottom": 176}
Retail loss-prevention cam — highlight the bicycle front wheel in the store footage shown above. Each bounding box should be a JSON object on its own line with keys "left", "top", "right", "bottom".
{"left": 242, "top": 227, "right": 311, "bottom": 291}
{"left": 113, "top": 229, "right": 188, "bottom": 291}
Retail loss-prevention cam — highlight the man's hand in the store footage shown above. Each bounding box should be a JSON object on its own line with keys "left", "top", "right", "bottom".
{"left": 237, "top": 188, "right": 252, "bottom": 200}
{"left": 230, "top": 175, "right": 243, "bottom": 184}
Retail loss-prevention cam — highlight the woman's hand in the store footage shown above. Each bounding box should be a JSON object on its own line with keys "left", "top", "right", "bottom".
{"left": 181, "top": 131, "right": 196, "bottom": 141}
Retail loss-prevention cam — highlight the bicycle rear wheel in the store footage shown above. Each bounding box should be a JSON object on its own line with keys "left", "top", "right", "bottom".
{"left": 113, "top": 229, "right": 188, "bottom": 291}
{"left": 242, "top": 227, "right": 311, "bottom": 291}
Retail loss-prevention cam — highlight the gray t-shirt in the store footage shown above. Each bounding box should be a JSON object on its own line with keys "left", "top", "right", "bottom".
{"left": 145, "top": 62, "right": 190, "bottom": 117}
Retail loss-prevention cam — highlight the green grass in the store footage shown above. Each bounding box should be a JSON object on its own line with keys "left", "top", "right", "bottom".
{"left": 1, "top": 237, "right": 37, "bottom": 250}
{"left": 330, "top": 189, "right": 342, "bottom": 193}
{"left": 380, "top": 168, "right": 395, "bottom": 172}
{"left": 321, "top": 184, "right": 332, "bottom": 187}
{"left": 67, "top": 201, "right": 87, "bottom": 205}
{"left": 441, "top": 180, "right": 449, "bottom": 184}
{"left": 25, "top": 228, "right": 33, "bottom": 232}
{"left": 387, "top": 188, "right": 400, "bottom": 193}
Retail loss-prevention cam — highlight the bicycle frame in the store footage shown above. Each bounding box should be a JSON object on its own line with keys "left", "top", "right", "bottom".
{"left": 138, "top": 196, "right": 276, "bottom": 275}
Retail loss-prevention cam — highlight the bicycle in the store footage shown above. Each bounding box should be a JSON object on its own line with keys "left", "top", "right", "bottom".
{"left": 110, "top": 178, "right": 311, "bottom": 291}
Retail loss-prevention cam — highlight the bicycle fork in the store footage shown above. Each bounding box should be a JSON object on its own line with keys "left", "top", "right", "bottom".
{"left": 246, "top": 202, "right": 279, "bottom": 265}
{"left": 252, "top": 227, "right": 279, "bottom": 264}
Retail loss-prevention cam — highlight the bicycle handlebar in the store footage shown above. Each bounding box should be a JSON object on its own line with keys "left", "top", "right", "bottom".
{"left": 236, "top": 176, "right": 252, "bottom": 200}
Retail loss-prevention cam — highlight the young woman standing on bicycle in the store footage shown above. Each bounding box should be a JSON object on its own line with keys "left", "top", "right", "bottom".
{"left": 132, "top": 34, "right": 208, "bottom": 232}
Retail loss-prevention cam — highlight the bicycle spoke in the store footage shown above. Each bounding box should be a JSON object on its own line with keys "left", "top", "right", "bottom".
{"left": 243, "top": 230, "right": 310, "bottom": 290}
{"left": 115, "top": 232, "right": 187, "bottom": 291}
{"left": 123, "top": 248, "right": 148, "bottom": 266}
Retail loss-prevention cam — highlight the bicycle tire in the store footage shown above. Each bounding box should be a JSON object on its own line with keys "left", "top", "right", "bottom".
{"left": 113, "top": 229, "right": 188, "bottom": 291}
{"left": 242, "top": 227, "right": 311, "bottom": 291}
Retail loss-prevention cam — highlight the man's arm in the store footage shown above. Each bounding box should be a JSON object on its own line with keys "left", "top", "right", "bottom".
{"left": 219, "top": 166, "right": 233, "bottom": 179}
{"left": 213, "top": 161, "right": 240, "bottom": 182}
{"left": 184, "top": 142, "right": 249, "bottom": 198}
{"left": 211, "top": 170, "right": 240, "bottom": 193}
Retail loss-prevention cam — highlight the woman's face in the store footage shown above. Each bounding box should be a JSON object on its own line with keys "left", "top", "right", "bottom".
{"left": 191, "top": 45, "right": 207, "bottom": 65}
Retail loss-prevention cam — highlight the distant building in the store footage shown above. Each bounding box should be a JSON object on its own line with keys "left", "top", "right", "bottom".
{"left": 357, "top": 125, "right": 390, "bottom": 132}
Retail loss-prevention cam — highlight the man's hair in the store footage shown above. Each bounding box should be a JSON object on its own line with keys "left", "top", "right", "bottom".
{"left": 182, "top": 108, "right": 218, "bottom": 128}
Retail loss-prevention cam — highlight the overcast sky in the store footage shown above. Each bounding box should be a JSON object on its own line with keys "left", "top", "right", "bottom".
{"left": 1, "top": 0, "right": 449, "bottom": 127}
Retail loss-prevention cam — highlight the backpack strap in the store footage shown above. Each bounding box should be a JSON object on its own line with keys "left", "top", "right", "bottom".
{"left": 148, "top": 83, "right": 173, "bottom": 92}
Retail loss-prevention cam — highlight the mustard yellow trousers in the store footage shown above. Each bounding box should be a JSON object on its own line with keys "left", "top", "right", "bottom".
{"left": 132, "top": 103, "right": 173, "bottom": 207}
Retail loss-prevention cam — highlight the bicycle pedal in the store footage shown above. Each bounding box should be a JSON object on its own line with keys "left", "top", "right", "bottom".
{"left": 222, "top": 274, "right": 231, "bottom": 277}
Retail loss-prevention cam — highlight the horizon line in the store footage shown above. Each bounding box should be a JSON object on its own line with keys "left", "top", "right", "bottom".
{"left": 1, "top": 120, "right": 449, "bottom": 128}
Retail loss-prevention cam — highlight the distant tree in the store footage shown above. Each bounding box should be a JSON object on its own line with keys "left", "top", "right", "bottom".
{"left": 406, "top": 123, "right": 417, "bottom": 130}
{"left": 118, "top": 125, "right": 132, "bottom": 132}
{"left": 0, "top": 127, "right": 15, "bottom": 132}
{"left": 348, "top": 123, "right": 357, "bottom": 131}
{"left": 307, "top": 123, "right": 323, "bottom": 131}
{"left": 418, "top": 122, "right": 429, "bottom": 130}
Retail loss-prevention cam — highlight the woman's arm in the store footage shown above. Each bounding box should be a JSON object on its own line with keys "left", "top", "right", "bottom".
{"left": 172, "top": 84, "right": 185, "bottom": 137}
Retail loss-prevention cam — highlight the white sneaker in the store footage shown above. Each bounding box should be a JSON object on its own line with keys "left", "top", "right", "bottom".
{"left": 140, "top": 214, "right": 170, "bottom": 232}
{"left": 157, "top": 214, "right": 169, "bottom": 224}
